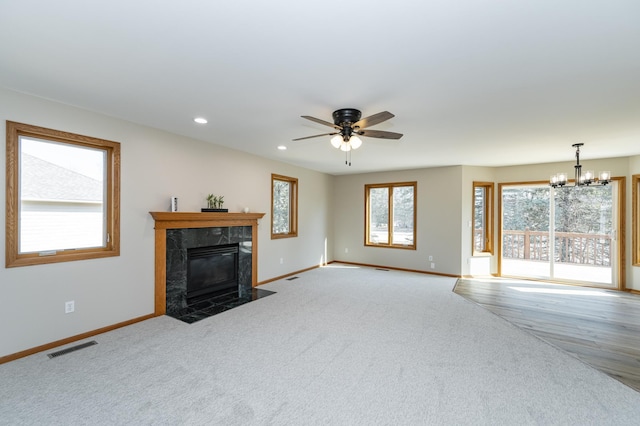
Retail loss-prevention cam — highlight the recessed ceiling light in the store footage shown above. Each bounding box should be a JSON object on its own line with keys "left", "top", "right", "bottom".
{"left": 277, "top": 145, "right": 287, "bottom": 150}
{"left": 193, "top": 117, "right": 208, "bottom": 124}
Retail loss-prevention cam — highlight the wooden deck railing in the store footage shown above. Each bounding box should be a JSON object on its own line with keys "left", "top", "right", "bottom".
{"left": 501, "top": 230, "right": 611, "bottom": 266}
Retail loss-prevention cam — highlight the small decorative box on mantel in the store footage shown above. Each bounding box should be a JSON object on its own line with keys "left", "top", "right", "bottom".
{"left": 201, "top": 208, "right": 229, "bottom": 212}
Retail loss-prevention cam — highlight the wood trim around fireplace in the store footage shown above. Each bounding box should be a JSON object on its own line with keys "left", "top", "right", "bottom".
{"left": 149, "top": 212, "right": 265, "bottom": 316}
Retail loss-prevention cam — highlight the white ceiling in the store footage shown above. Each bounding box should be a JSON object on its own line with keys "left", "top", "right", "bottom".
{"left": 1, "top": 1, "right": 639, "bottom": 175}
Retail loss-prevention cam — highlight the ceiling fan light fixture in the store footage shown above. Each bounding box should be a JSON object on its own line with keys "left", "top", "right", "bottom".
{"left": 340, "top": 141, "right": 351, "bottom": 152}
{"left": 350, "top": 136, "right": 362, "bottom": 150}
{"left": 330, "top": 135, "right": 343, "bottom": 149}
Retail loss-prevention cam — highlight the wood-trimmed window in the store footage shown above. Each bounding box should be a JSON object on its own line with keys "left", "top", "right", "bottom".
{"left": 6, "top": 121, "right": 120, "bottom": 267}
{"left": 365, "top": 182, "right": 416, "bottom": 249}
{"left": 271, "top": 173, "right": 298, "bottom": 239}
{"left": 633, "top": 174, "right": 640, "bottom": 266}
{"left": 473, "top": 181, "right": 494, "bottom": 255}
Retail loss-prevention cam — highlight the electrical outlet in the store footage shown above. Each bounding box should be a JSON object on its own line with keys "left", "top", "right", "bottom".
{"left": 345, "top": 248, "right": 349, "bottom": 253}
{"left": 430, "top": 262, "right": 435, "bottom": 269}
{"left": 280, "top": 258, "right": 284, "bottom": 264}
{"left": 428, "top": 255, "right": 433, "bottom": 261}
{"left": 65, "top": 300, "right": 75, "bottom": 314}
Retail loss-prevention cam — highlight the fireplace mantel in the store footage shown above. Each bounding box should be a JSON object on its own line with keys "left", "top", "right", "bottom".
{"left": 150, "top": 212, "right": 265, "bottom": 229}
{"left": 150, "top": 211, "right": 265, "bottom": 315}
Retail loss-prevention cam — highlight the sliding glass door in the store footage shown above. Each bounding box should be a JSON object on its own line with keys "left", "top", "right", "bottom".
{"left": 552, "top": 184, "right": 615, "bottom": 284}
{"left": 502, "top": 185, "right": 552, "bottom": 279}
{"left": 501, "top": 182, "right": 618, "bottom": 287}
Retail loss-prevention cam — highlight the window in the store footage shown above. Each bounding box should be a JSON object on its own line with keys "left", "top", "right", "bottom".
{"left": 473, "top": 181, "right": 494, "bottom": 254}
{"left": 271, "top": 174, "right": 298, "bottom": 239}
{"left": 633, "top": 174, "right": 640, "bottom": 266}
{"left": 6, "top": 121, "right": 120, "bottom": 267}
{"left": 365, "top": 182, "right": 416, "bottom": 249}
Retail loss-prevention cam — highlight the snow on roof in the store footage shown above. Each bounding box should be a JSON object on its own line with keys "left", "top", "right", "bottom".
{"left": 21, "top": 153, "right": 103, "bottom": 202}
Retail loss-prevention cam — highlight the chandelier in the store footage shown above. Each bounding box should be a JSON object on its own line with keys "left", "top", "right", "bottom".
{"left": 549, "top": 143, "right": 610, "bottom": 188}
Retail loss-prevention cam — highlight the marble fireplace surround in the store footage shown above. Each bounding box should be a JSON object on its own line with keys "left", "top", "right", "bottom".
{"left": 149, "top": 212, "right": 265, "bottom": 316}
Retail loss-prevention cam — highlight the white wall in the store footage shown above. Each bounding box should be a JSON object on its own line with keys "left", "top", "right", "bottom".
{"left": 332, "top": 166, "right": 463, "bottom": 276}
{"left": 0, "top": 88, "right": 334, "bottom": 358}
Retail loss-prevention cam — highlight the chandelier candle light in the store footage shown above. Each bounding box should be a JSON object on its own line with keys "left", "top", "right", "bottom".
{"left": 549, "top": 143, "right": 610, "bottom": 188}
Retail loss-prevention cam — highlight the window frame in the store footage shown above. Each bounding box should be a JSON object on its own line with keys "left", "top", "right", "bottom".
{"left": 271, "top": 173, "right": 298, "bottom": 239}
{"left": 472, "top": 181, "right": 494, "bottom": 255}
{"left": 633, "top": 174, "right": 640, "bottom": 266}
{"left": 5, "top": 121, "right": 120, "bottom": 267}
{"left": 365, "top": 181, "right": 417, "bottom": 250}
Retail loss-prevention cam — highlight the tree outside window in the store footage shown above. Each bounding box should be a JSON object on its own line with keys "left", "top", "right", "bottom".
{"left": 271, "top": 174, "right": 298, "bottom": 239}
{"left": 473, "top": 182, "right": 494, "bottom": 254}
{"left": 365, "top": 182, "right": 416, "bottom": 249}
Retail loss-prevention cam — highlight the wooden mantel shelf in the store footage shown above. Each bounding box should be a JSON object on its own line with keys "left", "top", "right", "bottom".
{"left": 149, "top": 211, "right": 265, "bottom": 316}
{"left": 150, "top": 212, "right": 265, "bottom": 230}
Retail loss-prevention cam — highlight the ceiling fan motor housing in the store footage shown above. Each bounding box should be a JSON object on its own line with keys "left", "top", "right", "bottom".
{"left": 332, "top": 108, "right": 361, "bottom": 126}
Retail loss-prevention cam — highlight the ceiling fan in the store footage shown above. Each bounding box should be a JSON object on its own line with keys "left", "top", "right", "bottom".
{"left": 293, "top": 108, "right": 403, "bottom": 166}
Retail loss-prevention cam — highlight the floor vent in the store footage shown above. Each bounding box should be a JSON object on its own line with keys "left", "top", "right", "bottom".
{"left": 286, "top": 276, "right": 299, "bottom": 281}
{"left": 48, "top": 341, "right": 97, "bottom": 359}
{"left": 376, "top": 268, "right": 390, "bottom": 271}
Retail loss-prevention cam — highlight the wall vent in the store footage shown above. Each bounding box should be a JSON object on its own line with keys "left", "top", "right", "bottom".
{"left": 48, "top": 341, "right": 97, "bottom": 359}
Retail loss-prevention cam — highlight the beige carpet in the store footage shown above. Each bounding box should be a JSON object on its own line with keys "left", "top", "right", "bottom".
{"left": 2, "top": 264, "right": 640, "bottom": 424}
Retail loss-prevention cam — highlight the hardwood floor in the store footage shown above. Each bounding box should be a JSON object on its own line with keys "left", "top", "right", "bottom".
{"left": 454, "top": 278, "right": 640, "bottom": 392}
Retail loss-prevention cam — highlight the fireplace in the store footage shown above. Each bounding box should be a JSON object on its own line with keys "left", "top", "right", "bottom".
{"left": 187, "top": 243, "right": 239, "bottom": 301}
{"left": 150, "top": 211, "right": 265, "bottom": 317}
{"left": 163, "top": 224, "right": 254, "bottom": 317}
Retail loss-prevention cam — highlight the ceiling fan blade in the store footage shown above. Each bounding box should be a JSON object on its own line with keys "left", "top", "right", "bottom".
{"left": 301, "top": 115, "right": 342, "bottom": 130}
{"left": 292, "top": 132, "right": 337, "bottom": 141}
{"left": 357, "top": 129, "right": 403, "bottom": 139}
{"left": 353, "top": 111, "right": 394, "bottom": 129}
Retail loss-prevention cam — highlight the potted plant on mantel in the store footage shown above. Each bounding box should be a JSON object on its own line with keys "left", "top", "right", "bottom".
{"left": 202, "top": 194, "right": 228, "bottom": 212}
